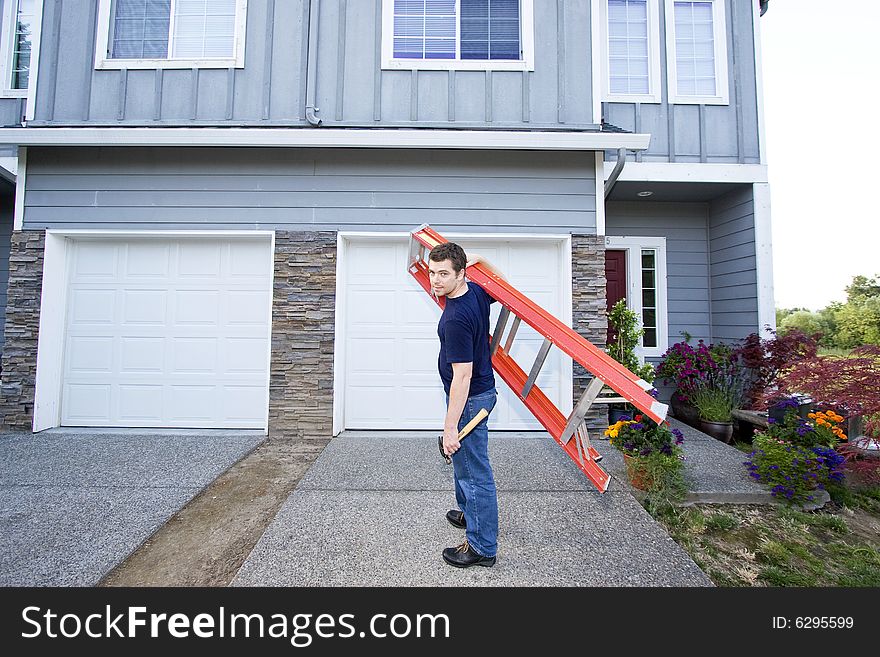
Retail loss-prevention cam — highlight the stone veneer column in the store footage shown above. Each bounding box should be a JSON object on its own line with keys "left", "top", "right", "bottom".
{"left": 0, "top": 231, "right": 46, "bottom": 431}
{"left": 268, "top": 232, "right": 337, "bottom": 450}
{"left": 571, "top": 234, "right": 609, "bottom": 431}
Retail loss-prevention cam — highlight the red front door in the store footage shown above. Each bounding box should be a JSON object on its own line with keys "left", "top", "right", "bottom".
{"left": 605, "top": 249, "right": 627, "bottom": 345}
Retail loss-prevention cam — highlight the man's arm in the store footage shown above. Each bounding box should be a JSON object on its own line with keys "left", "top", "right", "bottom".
{"left": 443, "top": 361, "right": 473, "bottom": 457}
{"left": 466, "top": 253, "right": 506, "bottom": 282}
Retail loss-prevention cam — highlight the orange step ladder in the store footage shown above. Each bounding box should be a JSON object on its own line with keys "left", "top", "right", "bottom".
{"left": 408, "top": 224, "right": 668, "bottom": 493}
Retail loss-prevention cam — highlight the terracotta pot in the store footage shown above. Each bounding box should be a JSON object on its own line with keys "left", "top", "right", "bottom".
{"left": 623, "top": 454, "right": 654, "bottom": 491}
{"left": 699, "top": 419, "right": 734, "bottom": 443}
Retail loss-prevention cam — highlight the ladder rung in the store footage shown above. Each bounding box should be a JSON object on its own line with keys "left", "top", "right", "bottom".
{"left": 522, "top": 338, "right": 552, "bottom": 398}
{"left": 490, "top": 307, "right": 511, "bottom": 357}
{"left": 504, "top": 316, "right": 521, "bottom": 353}
{"left": 560, "top": 377, "right": 605, "bottom": 445}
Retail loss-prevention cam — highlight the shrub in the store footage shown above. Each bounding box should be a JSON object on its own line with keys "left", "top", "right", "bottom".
{"left": 655, "top": 337, "right": 738, "bottom": 404}
{"left": 733, "top": 329, "right": 818, "bottom": 409}
{"left": 744, "top": 433, "right": 845, "bottom": 506}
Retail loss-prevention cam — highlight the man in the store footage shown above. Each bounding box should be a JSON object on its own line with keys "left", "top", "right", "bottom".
{"left": 428, "top": 242, "right": 506, "bottom": 568}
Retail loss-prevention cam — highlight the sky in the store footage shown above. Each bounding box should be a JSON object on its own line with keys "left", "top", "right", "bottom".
{"left": 761, "top": 1, "right": 880, "bottom": 311}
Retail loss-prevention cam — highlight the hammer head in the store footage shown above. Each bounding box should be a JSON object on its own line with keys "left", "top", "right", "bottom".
{"left": 438, "top": 435, "right": 451, "bottom": 465}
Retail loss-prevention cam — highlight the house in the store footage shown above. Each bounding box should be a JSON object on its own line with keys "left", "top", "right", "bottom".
{"left": 0, "top": 0, "right": 773, "bottom": 442}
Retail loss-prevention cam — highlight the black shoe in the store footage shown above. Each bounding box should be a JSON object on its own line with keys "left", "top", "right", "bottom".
{"left": 442, "top": 540, "right": 496, "bottom": 568}
{"left": 446, "top": 509, "right": 466, "bottom": 529}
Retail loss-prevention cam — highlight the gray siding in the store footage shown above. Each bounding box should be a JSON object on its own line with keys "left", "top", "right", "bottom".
{"left": 708, "top": 185, "right": 757, "bottom": 341}
{"left": 603, "top": 0, "right": 762, "bottom": 164}
{"left": 32, "top": 0, "right": 598, "bottom": 129}
{"left": 0, "top": 189, "right": 12, "bottom": 353}
{"left": 606, "top": 201, "right": 712, "bottom": 346}
{"left": 22, "top": 147, "right": 597, "bottom": 232}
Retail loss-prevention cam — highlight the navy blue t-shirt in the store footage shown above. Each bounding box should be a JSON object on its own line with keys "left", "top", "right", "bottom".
{"left": 437, "top": 282, "right": 496, "bottom": 397}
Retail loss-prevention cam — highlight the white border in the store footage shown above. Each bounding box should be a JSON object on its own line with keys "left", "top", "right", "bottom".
{"left": 664, "top": 0, "right": 730, "bottom": 105}
{"left": 599, "top": 0, "right": 663, "bottom": 104}
{"left": 332, "top": 230, "right": 573, "bottom": 435}
{"left": 753, "top": 182, "right": 774, "bottom": 337}
{"left": 23, "top": 0, "right": 43, "bottom": 120}
{"left": 751, "top": 0, "right": 767, "bottom": 164}
{"left": 590, "top": 0, "right": 603, "bottom": 122}
{"left": 603, "top": 161, "right": 767, "bottom": 183}
{"left": 0, "top": 127, "right": 652, "bottom": 150}
{"left": 94, "top": 0, "right": 248, "bottom": 70}
{"left": 12, "top": 144, "right": 24, "bottom": 229}
{"left": 380, "top": 0, "right": 535, "bottom": 71}
{"left": 33, "top": 229, "right": 275, "bottom": 433}
{"left": 595, "top": 151, "right": 606, "bottom": 235}
{"left": 604, "top": 235, "right": 668, "bottom": 357}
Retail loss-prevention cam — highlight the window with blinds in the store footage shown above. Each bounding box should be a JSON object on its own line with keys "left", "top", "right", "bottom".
{"left": 665, "top": 0, "right": 728, "bottom": 104}
{"left": 109, "top": 0, "right": 238, "bottom": 60}
{"left": 607, "top": 0, "right": 649, "bottom": 95}
{"left": 392, "top": 0, "right": 521, "bottom": 62}
{"left": 672, "top": 1, "right": 716, "bottom": 96}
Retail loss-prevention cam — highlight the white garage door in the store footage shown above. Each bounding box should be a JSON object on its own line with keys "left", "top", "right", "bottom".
{"left": 60, "top": 237, "right": 272, "bottom": 428}
{"left": 342, "top": 236, "right": 571, "bottom": 430}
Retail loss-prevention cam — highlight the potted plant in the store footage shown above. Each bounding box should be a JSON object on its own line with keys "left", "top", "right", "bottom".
{"left": 604, "top": 415, "right": 686, "bottom": 502}
{"left": 605, "top": 298, "right": 654, "bottom": 423}
{"left": 655, "top": 335, "right": 737, "bottom": 427}
{"left": 688, "top": 371, "right": 746, "bottom": 443}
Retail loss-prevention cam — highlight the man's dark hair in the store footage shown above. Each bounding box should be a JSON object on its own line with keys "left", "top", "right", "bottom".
{"left": 429, "top": 242, "right": 467, "bottom": 273}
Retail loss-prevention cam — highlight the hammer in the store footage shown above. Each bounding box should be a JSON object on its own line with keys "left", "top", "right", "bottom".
{"left": 438, "top": 408, "right": 490, "bottom": 465}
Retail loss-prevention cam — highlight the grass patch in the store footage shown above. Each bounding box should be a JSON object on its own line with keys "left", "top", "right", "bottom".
{"left": 645, "top": 488, "right": 880, "bottom": 587}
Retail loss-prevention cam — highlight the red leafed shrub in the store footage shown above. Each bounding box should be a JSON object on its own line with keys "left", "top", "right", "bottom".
{"left": 768, "top": 344, "right": 880, "bottom": 417}
{"left": 734, "top": 329, "right": 819, "bottom": 409}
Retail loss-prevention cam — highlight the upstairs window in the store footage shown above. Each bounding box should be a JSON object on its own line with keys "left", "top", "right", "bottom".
{"left": 382, "top": 0, "right": 535, "bottom": 71}
{"left": 1, "top": 0, "right": 36, "bottom": 96}
{"left": 665, "top": 0, "right": 729, "bottom": 104}
{"left": 601, "top": 0, "right": 661, "bottom": 103}
{"left": 95, "top": 0, "right": 248, "bottom": 69}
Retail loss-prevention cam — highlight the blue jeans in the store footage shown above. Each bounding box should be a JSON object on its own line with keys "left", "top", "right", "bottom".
{"left": 448, "top": 388, "right": 498, "bottom": 558}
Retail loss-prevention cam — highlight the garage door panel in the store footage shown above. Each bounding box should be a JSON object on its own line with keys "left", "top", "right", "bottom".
{"left": 348, "top": 338, "right": 395, "bottom": 374}
{"left": 61, "top": 238, "right": 271, "bottom": 429}
{"left": 349, "top": 245, "right": 397, "bottom": 280}
{"left": 70, "top": 290, "right": 116, "bottom": 324}
{"left": 400, "top": 387, "right": 445, "bottom": 421}
{"left": 175, "top": 291, "right": 220, "bottom": 325}
{"left": 349, "top": 289, "right": 395, "bottom": 326}
{"left": 178, "top": 243, "right": 222, "bottom": 277}
{"left": 64, "top": 384, "right": 112, "bottom": 421}
{"left": 67, "top": 337, "right": 114, "bottom": 373}
{"left": 347, "top": 386, "right": 395, "bottom": 424}
{"left": 119, "top": 385, "right": 164, "bottom": 421}
{"left": 125, "top": 243, "right": 170, "bottom": 277}
{"left": 401, "top": 338, "right": 438, "bottom": 374}
{"left": 399, "top": 288, "right": 439, "bottom": 327}
{"left": 123, "top": 290, "right": 167, "bottom": 325}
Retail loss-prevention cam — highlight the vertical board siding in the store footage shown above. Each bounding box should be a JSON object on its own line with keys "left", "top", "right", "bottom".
{"left": 708, "top": 185, "right": 757, "bottom": 341}
{"left": 604, "top": 0, "right": 761, "bottom": 163}
{"left": 22, "top": 147, "right": 597, "bottom": 233}
{"left": 29, "top": 0, "right": 597, "bottom": 129}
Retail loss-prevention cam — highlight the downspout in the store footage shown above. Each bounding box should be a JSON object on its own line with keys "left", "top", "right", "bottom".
{"left": 305, "top": 0, "right": 323, "bottom": 126}
{"left": 603, "top": 148, "right": 627, "bottom": 199}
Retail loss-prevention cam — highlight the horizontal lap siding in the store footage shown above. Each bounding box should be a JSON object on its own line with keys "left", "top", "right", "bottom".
{"left": 709, "top": 186, "right": 757, "bottom": 341}
{"left": 22, "top": 147, "right": 597, "bottom": 233}
{"left": 605, "top": 201, "right": 711, "bottom": 348}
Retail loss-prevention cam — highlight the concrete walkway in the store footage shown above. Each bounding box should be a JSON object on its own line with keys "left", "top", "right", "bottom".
{"left": 231, "top": 421, "right": 752, "bottom": 587}
{"left": 0, "top": 428, "right": 264, "bottom": 586}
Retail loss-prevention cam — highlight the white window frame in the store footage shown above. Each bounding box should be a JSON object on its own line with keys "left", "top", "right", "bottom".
{"left": 381, "top": 0, "right": 535, "bottom": 71}
{"left": 94, "top": 0, "right": 248, "bottom": 70}
{"left": 600, "top": 0, "right": 662, "bottom": 104}
{"left": 0, "top": 0, "right": 39, "bottom": 97}
{"left": 664, "top": 0, "right": 729, "bottom": 105}
{"left": 605, "top": 235, "right": 668, "bottom": 358}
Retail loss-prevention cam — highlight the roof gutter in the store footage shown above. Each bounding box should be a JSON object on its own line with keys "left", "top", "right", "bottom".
{"left": 305, "top": 0, "right": 323, "bottom": 126}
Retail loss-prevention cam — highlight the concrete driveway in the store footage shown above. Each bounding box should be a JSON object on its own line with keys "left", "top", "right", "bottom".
{"left": 0, "top": 428, "right": 264, "bottom": 586}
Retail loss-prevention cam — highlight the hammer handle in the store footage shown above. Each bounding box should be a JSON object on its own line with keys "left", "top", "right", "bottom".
{"left": 458, "top": 408, "right": 489, "bottom": 440}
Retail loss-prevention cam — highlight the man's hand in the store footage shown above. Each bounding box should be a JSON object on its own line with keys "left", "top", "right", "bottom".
{"left": 465, "top": 252, "right": 506, "bottom": 281}
{"left": 443, "top": 427, "right": 461, "bottom": 457}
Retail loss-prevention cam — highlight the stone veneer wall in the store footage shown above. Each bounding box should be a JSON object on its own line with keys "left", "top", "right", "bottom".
{"left": 268, "top": 232, "right": 337, "bottom": 450}
{"left": 0, "top": 231, "right": 45, "bottom": 431}
{"left": 571, "top": 234, "right": 609, "bottom": 432}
